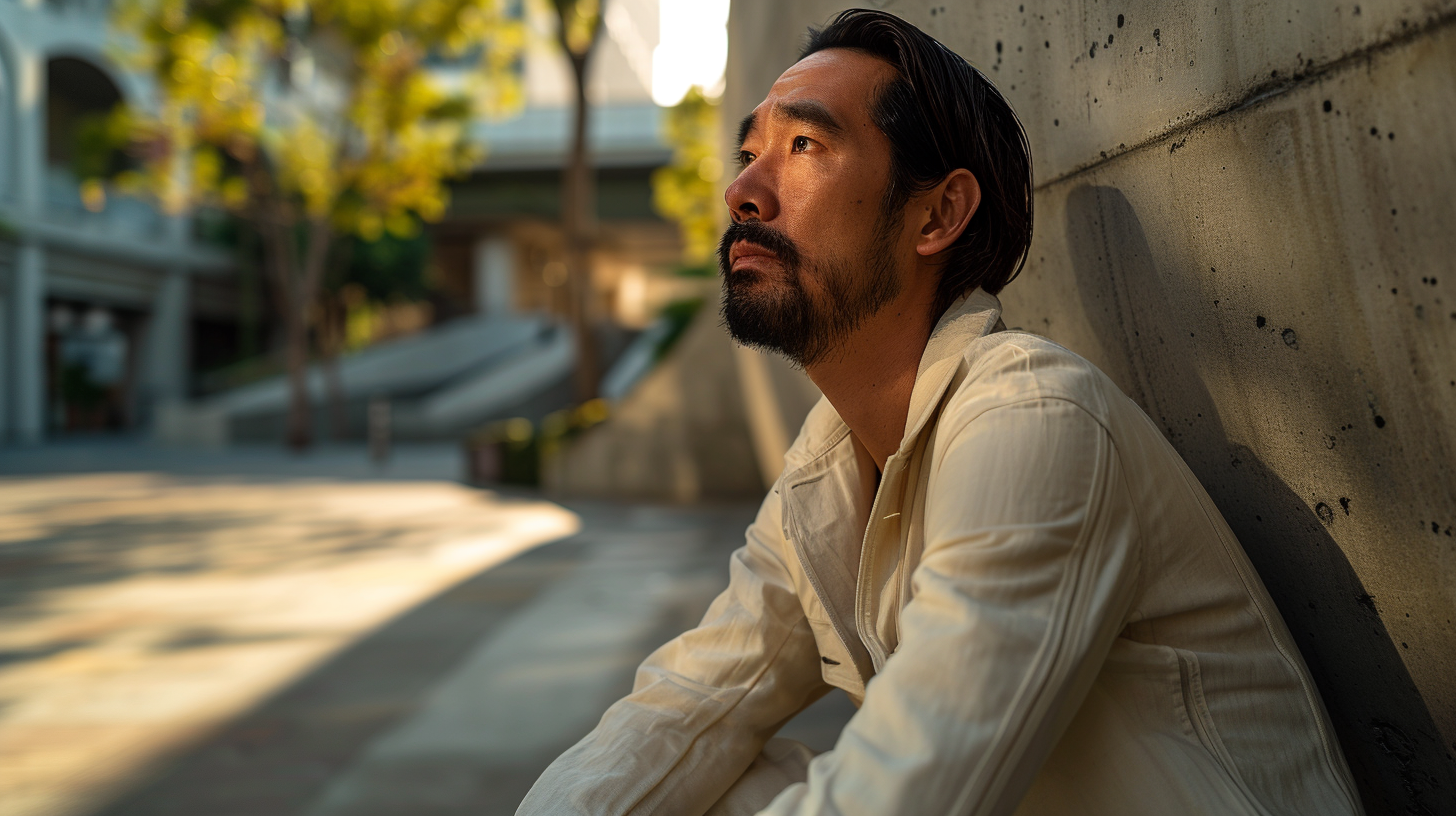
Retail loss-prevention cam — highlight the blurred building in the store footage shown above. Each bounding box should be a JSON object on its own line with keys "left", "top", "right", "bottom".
{"left": 0, "top": 0, "right": 724, "bottom": 445}
{"left": 198, "top": 0, "right": 720, "bottom": 444}
{"left": 0, "top": 0, "right": 237, "bottom": 444}
{"left": 430, "top": 0, "right": 695, "bottom": 333}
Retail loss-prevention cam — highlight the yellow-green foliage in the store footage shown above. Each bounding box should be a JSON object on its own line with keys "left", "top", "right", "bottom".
{"left": 107, "top": 0, "right": 526, "bottom": 239}
{"left": 651, "top": 86, "right": 722, "bottom": 265}
{"left": 546, "top": 0, "right": 600, "bottom": 57}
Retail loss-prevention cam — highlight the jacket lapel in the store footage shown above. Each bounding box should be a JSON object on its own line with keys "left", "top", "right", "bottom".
{"left": 776, "top": 290, "right": 1005, "bottom": 682}
{"left": 780, "top": 431, "right": 876, "bottom": 682}
{"left": 901, "top": 289, "right": 1004, "bottom": 449}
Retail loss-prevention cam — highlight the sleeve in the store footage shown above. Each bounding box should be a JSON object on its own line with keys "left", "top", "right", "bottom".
{"left": 760, "top": 397, "right": 1143, "bottom": 816}
{"left": 516, "top": 484, "right": 831, "bottom": 816}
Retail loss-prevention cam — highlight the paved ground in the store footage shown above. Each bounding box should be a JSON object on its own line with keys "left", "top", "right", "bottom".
{"left": 0, "top": 442, "right": 855, "bottom": 816}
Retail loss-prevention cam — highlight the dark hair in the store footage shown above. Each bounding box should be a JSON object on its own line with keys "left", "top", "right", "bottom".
{"left": 802, "top": 9, "right": 1033, "bottom": 315}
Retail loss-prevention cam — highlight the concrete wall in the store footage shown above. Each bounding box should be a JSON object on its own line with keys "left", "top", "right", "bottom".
{"left": 726, "top": 2, "right": 1456, "bottom": 813}
{"left": 545, "top": 297, "right": 765, "bottom": 503}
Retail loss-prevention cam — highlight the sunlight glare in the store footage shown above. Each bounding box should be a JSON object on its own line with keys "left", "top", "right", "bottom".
{"left": 651, "top": 0, "right": 730, "bottom": 107}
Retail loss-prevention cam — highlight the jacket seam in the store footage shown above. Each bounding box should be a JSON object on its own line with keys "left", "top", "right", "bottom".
{"left": 1174, "top": 647, "right": 1279, "bottom": 816}
{"left": 619, "top": 493, "right": 809, "bottom": 815}
{"left": 942, "top": 406, "right": 1124, "bottom": 815}
{"left": 932, "top": 396, "right": 1116, "bottom": 484}
{"left": 1107, "top": 435, "right": 1148, "bottom": 620}
{"left": 785, "top": 420, "right": 852, "bottom": 476}
{"left": 1167, "top": 462, "right": 1363, "bottom": 813}
{"left": 756, "top": 490, "right": 802, "bottom": 582}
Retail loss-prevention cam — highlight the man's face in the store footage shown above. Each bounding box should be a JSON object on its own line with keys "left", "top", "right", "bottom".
{"left": 720, "top": 49, "right": 908, "bottom": 367}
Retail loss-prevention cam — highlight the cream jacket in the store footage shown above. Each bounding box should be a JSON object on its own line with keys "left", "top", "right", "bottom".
{"left": 519, "top": 291, "right": 1364, "bottom": 816}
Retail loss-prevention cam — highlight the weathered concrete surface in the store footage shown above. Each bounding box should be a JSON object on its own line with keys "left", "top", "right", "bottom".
{"left": 729, "top": 0, "right": 1456, "bottom": 184}
{"left": 726, "top": 2, "right": 1456, "bottom": 813}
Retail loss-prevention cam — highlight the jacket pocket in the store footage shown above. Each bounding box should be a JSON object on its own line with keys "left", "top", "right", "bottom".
{"left": 1175, "top": 647, "right": 1274, "bottom": 816}
{"left": 806, "top": 614, "right": 865, "bottom": 699}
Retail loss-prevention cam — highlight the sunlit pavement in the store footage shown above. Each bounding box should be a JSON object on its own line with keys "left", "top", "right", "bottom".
{"left": 0, "top": 443, "right": 855, "bottom": 816}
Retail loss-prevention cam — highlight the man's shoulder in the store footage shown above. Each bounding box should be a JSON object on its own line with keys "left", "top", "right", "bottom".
{"left": 943, "top": 330, "right": 1120, "bottom": 429}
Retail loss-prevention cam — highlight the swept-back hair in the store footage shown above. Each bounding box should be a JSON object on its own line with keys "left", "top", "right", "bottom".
{"left": 802, "top": 9, "right": 1033, "bottom": 315}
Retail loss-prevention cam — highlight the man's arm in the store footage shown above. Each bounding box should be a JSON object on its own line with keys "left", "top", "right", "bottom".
{"left": 517, "top": 486, "right": 829, "bottom": 816}
{"left": 762, "top": 397, "right": 1142, "bottom": 816}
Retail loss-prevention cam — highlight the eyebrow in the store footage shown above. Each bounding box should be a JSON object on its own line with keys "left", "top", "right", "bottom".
{"left": 735, "top": 99, "right": 847, "bottom": 150}
{"left": 736, "top": 112, "right": 757, "bottom": 150}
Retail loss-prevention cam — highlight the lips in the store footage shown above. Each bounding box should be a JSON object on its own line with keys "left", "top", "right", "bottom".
{"left": 729, "top": 240, "right": 781, "bottom": 268}
{"left": 719, "top": 221, "right": 800, "bottom": 278}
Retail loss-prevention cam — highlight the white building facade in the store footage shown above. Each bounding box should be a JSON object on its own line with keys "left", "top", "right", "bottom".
{"left": 0, "top": 0, "right": 234, "bottom": 443}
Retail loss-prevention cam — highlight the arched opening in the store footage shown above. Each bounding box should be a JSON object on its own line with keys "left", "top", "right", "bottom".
{"left": 45, "top": 55, "right": 130, "bottom": 215}
{"left": 42, "top": 57, "right": 147, "bottom": 434}
{"left": 46, "top": 56, "right": 123, "bottom": 170}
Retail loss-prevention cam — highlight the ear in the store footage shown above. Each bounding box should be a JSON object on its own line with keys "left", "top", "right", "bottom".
{"left": 914, "top": 169, "right": 981, "bottom": 258}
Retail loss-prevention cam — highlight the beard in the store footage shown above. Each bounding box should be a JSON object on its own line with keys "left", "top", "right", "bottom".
{"left": 717, "top": 211, "right": 902, "bottom": 368}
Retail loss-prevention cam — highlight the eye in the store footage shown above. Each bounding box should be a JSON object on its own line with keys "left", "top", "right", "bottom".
{"left": 791, "top": 135, "right": 811, "bottom": 153}
{"left": 736, "top": 150, "right": 755, "bottom": 167}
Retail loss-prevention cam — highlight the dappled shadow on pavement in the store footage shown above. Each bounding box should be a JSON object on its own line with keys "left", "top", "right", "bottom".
{"left": 78, "top": 500, "right": 856, "bottom": 816}
{"left": 92, "top": 539, "right": 592, "bottom": 816}
{"left": 0, "top": 455, "right": 856, "bottom": 816}
{"left": 0, "top": 473, "right": 578, "bottom": 816}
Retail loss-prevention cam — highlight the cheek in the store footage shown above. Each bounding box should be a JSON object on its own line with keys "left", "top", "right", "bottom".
{"left": 782, "top": 176, "right": 882, "bottom": 244}
{"left": 780, "top": 155, "right": 881, "bottom": 212}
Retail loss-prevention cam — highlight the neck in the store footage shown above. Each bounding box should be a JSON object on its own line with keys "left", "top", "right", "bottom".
{"left": 805, "top": 292, "right": 938, "bottom": 471}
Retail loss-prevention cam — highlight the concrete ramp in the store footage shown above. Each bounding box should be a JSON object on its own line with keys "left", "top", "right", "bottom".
{"left": 396, "top": 325, "right": 576, "bottom": 436}
{"left": 212, "top": 315, "right": 549, "bottom": 415}
{"left": 167, "top": 315, "right": 576, "bottom": 444}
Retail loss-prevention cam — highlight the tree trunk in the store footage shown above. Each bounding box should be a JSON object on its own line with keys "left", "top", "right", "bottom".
{"left": 283, "top": 302, "right": 313, "bottom": 450}
{"left": 259, "top": 221, "right": 311, "bottom": 451}
{"left": 565, "top": 53, "right": 599, "bottom": 402}
{"left": 321, "top": 241, "right": 354, "bottom": 441}
{"left": 553, "top": 2, "right": 605, "bottom": 404}
{"left": 297, "top": 219, "right": 333, "bottom": 447}
{"left": 321, "top": 297, "right": 348, "bottom": 440}
{"left": 260, "top": 217, "right": 333, "bottom": 452}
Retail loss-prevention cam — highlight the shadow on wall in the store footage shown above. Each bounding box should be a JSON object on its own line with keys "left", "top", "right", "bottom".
{"left": 1064, "top": 185, "right": 1454, "bottom": 816}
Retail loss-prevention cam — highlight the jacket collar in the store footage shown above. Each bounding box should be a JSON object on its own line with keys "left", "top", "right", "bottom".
{"left": 776, "top": 289, "right": 1003, "bottom": 682}
{"left": 783, "top": 288, "right": 1005, "bottom": 468}
{"left": 900, "top": 288, "right": 1004, "bottom": 452}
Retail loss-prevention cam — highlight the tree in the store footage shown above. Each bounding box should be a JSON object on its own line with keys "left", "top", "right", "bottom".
{"left": 651, "top": 86, "right": 723, "bottom": 267}
{"left": 547, "top": 0, "right": 604, "bottom": 402}
{"left": 103, "top": 0, "right": 524, "bottom": 449}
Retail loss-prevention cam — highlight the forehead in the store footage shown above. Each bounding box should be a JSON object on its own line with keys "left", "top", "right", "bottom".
{"left": 747, "top": 48, "right": 896, "bottom": 132}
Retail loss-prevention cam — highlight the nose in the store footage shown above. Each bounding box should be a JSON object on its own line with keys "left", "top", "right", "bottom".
{"left": 725, "top": 158, "right": 779, "bottom": 223}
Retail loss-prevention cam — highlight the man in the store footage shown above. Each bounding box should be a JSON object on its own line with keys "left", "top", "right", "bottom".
{"left": 520, "top": 9, "right": 1362, "bottom": 815}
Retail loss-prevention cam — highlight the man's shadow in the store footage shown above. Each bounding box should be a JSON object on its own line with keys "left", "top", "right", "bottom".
{"left": 1062, "top": 185, "right": 1452, "bottom": 815}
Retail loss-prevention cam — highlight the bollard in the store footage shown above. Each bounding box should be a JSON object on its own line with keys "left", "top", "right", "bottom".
{"left": 368, "top": 396, "right": 391, "bottom": 465}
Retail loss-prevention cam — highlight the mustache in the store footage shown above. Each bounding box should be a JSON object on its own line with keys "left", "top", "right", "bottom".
{"left": 718, "top": 220, "right": 803, "bottom": 271}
